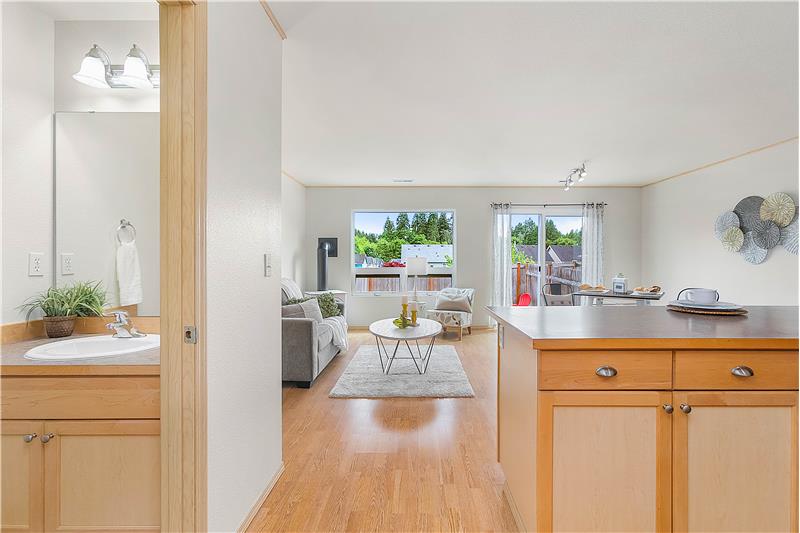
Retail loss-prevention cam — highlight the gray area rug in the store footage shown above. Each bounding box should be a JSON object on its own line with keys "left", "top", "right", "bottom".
{"left": 329, "top": 344, "right": 475, "bottom": 399}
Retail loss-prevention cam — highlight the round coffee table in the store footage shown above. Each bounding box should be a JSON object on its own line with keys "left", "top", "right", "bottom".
{"left": 369, "top": 318, "right": 442, "bottom": 375}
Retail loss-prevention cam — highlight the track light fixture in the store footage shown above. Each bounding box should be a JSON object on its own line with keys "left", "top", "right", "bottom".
{"left": 559, "top": 162, "right": 588, "bottom": 191}
{"left": 73, "top": 44, "right": 160, "bottom": 89}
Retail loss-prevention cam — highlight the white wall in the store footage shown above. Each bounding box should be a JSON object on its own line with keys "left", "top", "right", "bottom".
{"left": 305, "top": 187, "right": 642, "bottom": 326}
{"left": 55, "top": 20, "right": 159, "bottom": 112}
{"left": 206, "top": 2, "right": 283, "bottom": 531}
{"left": 1, "top": 2, "right": 54, "bottom": 323}
{"left": 55, "top": 112, "right": 160, "bottom": 314}
{"left": 642, "top": 142, "right": 799, "bottom": 305}
{"left": 281, "top": 174, "right": 307, "bottom": 285}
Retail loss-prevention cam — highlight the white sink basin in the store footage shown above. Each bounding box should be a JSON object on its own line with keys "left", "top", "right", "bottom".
{"left": 24, "top": 334, "right": 160, "bottom": 361}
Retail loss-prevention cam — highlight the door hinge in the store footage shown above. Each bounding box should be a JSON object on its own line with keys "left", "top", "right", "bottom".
{"left": 183, "top": 325, "right": 197, "bottom": 344}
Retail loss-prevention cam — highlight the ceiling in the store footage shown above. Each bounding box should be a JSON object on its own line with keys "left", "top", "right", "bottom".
{"left": 31, "top": 1, "right": 157, "bottom": 21}
{"left": 272, "top": 1, "right": 798, "bottom": 187}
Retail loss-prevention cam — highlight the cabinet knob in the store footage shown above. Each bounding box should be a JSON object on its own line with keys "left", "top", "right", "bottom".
{"left": 22, "top": 433, "right": 37, "bottom": 443}
{"left": 595, "top": 365, "right": 618, "bottom": 378}
{"left": 731, "top": 365, "right": 754, "bottom": 378}
{"left": 662, "top": 404, "right": 674, "bottom": 414}
{"left": 40, "top": 433, "right": 54, "bottom": 443}
{"left": 680, "top": 403, "right": 692, "bottom": 414}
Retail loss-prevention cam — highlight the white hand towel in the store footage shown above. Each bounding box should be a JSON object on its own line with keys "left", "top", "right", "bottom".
{"left": 117, "top": 242, "right": 143, "bottom": 306}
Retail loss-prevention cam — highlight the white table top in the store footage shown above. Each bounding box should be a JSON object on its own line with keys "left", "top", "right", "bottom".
{"left": 369, "top": 318, "right": 442, "bottom": 340}
{"left": 305, "top": 289, "right": 347, "bottom": 295}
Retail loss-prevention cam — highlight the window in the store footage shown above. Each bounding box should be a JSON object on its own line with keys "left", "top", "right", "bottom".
{"left": 352, "top": 210, "right": 455, "bottom": 295}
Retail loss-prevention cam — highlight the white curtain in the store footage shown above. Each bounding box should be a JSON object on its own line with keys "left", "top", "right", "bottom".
{"left": 581, "top": 203, "right": 605, "bottom": 288}
{"left": 491, "top": 203, "right": 513, "bottom": 310}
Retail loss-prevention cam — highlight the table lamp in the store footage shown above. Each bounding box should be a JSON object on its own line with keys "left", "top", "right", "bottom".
{"left": 405, "top": 256, "right": 428, "bottom": 303}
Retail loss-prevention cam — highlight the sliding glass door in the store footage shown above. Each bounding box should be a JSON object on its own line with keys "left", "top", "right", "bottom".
{"left": 510, "top": 212, "right": 583, "bottom": 305}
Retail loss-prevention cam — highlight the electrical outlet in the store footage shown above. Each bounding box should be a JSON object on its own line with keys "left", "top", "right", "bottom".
{"left": 264, "top": 253, "right": 272, "bottom": 277}
{"left": 61, "top": 253, "right": 75, "bottom": 275}
{"left": 28, "top": 252, "right": 45, "bottom": 276}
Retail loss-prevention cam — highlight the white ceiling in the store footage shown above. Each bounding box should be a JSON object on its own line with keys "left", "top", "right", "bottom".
{"left": 273, "top": 1, "right": 798, "bottom": 187}
{"left": 31, "top": 1, "right": 158, "bottom": 21}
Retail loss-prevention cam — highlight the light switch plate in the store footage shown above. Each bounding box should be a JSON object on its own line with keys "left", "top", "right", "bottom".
{"left": 61, "top": 253, "right": 75, "bottom": 275}
{"left": 28, "top": 252, "right": 45, "bottom": 276}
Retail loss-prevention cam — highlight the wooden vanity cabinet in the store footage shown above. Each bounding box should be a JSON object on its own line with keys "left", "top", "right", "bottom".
{"left": 0, "top": 373, "right": 159, "bottom": 533}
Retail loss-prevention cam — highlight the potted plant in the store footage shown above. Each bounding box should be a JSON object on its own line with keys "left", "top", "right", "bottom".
{"left": 18, "top": 281, "right": 107, "bottom": 338}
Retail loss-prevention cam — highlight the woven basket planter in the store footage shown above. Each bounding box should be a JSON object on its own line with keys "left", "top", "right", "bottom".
{"left": 43, "top": 315, "right": 76, "bottom": 338}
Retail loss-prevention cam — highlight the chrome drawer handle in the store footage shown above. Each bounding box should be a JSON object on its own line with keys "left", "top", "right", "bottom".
{"left": 23, "top": 433, "right": 37, "bottom": 443}
{"left": 662, "top": 404, "right": 674, "bottom": 414}
{"left": 731, "top": 366, "right": 754, "bottom": 378}
{"left": 680, "top": 403, "right": 692, "bottom": 414}
{"left": 595, "top": 366, "right": 618, "bottom": 378}
{"left": 40, "top": 433, "right": 54, "bottom": 443}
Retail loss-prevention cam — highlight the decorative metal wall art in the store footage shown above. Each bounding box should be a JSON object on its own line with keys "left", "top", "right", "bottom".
{"left": 716, "top": 193, "right": 798, "bottom": 262}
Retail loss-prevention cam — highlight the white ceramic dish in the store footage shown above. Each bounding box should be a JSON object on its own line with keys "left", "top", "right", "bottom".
{"left": 669, "top": 300, "right": 743, "bottom": 311}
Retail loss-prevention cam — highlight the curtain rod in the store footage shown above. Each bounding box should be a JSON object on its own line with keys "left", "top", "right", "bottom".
{"left": 489, "top": 202, "right": 608, "bottom": 208}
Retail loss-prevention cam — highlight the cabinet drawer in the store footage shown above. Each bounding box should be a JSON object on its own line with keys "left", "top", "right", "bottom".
{"left": 539, "top": 351, "right": 672, "bottom": 390}
{"left": 674, "top": 351, "right": 798, "bottom": 390}
{"left": 1, "top": 376, "right": 160, "bottom": 419}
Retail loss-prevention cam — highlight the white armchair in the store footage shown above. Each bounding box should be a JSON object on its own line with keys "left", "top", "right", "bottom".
{"left": 426, "top": 287, "right": 475, "bottom": 341}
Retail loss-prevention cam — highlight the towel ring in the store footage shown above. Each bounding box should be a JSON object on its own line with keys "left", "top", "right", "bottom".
{"left": 116, "top": 219, "right": 137, "bottom": 244}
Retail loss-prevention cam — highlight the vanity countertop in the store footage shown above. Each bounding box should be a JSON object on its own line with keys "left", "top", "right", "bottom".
{"left": 486, "top": 305, "right": 799, "bottom": 350}
{"left": 1, "top": 334, "right": 159, "bottom": 376}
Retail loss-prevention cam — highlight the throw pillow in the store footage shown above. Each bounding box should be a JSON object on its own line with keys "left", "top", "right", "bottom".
{"left": 316, "top": 293, "right": 342, "bottom": 318}
{"left": 285, "top": 296, "right": 311, "bottom": 305}
{"left": 299, "top": 299, "right": 324, "bottom": 324}
{"left": 435, "top": 292, "right": 472, "bottom": 313}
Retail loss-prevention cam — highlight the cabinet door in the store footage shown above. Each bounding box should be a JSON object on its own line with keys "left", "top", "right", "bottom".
{"left": 673, "top": 391, "right": 797, "bottom": 533}
{"left": 1, "top": 421, "right": 44, "bottom": 533}
{"left": 43, "top": 420, "right": 160, "bottom": 532}
{"left": 538, "top": 391, "right": 672, "bottom": 533}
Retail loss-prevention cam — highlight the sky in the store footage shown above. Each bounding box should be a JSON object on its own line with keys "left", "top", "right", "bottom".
{"left": 353, "top": 211, "right": 581, "bottom": 235}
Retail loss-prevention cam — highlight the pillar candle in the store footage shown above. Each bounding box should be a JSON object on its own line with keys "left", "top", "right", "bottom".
{"left": 401, "top": 294, "right": 409, "bottom": 305}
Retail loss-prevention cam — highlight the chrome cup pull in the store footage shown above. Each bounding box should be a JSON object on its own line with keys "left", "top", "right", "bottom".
{"left": 23, "top": 433, "right": 38, "bottom": 443}
{"left": 662, "top": 404, "right": 674, "bottom": 414}
{"left": 680, "top": 403, "right": 692, "bottom": 414}
{"left": 595, "top": 366, "right": 618, "bottom": 378}
{"left": 731, "top": 365, "right": 754, "bottom": 378}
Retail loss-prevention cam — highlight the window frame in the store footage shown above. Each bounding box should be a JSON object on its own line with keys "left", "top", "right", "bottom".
{"left": 350, "top": 208, "right": 457, "bottom": 297}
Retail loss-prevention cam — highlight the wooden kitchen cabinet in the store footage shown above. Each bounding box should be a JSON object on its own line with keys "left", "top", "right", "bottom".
{"left": 1, "top": 421, "right": 44, "bottom": 533}
{"left": 537, "top": 391, "right": 672, "bottom": 533}
{"left": 43, "top": 420, "right": 160, "bottom": 533}
{"left": 673, "top": 391, "right": 798, "bottom": 533}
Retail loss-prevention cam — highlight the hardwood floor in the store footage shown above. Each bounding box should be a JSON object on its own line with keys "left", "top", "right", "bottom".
{"left": 247, "top": 329, "right": 518, "bottom": 533}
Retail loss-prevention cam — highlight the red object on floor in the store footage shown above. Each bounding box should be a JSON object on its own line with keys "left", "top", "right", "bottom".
{"left": 515, "top": 293, "right": 531, "bottom": 306}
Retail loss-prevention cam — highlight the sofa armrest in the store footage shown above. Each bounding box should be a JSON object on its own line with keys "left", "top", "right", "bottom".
{"left": 336, "top": 301, "right": 346, "bottom": 316}
{"left": 282, "top": 318, "right": 318, "bottom": 381}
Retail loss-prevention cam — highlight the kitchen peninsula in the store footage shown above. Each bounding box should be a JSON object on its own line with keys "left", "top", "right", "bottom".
{"left": 486, "top": 305, "right": 798, "bottom": 533}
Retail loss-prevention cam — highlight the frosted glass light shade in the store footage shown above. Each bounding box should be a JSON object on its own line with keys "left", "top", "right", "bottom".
{"left": 405, "top": 256, "right": 429, "bottom": 276}
{"left": 118, "top": 55, "right": 153, "bottom": 89}
{"left": 72, "top": 55, "right": 110, "bottom": 88}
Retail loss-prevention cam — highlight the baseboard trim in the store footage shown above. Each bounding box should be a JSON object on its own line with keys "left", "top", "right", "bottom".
{"left": 502, "top": 482, "right": 527, "bottom": 533}
{"left": 237, "top": 462, "right": 285, "bottom": 533}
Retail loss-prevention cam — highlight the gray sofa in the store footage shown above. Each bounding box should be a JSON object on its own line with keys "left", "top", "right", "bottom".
{"left": 281, "top": 279, "right": 344, "bottom": 388}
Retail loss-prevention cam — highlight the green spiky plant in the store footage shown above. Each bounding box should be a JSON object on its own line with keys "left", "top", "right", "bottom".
{"left": 18, "top": 281, "right": 107, "bottom": 320}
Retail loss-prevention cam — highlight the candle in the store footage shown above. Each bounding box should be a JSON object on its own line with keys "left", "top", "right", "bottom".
{"left": 409, "top": 301, "right": 418, "bottom": 311}
{"left": 401, "top": 294, "right": 408, "bottom": 305}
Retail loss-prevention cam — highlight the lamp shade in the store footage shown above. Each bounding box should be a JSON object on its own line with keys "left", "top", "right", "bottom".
{"left": 118, "top": 44, "right": 153, "bottom": 89}
{"left": 405, "top": 256, "right": 429, "bottom": 276}
{"left": 72, "top": 53, "right": 110, "bottom": 88}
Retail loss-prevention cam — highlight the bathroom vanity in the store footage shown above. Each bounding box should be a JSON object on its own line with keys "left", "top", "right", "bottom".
{"left": 487, "top": 305, "right": 798, "bottom": 533}
{"left": 0, "top": 336, "right": 160, "bottom": 532}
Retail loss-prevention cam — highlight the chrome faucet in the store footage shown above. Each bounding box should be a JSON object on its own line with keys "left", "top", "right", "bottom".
{"left": 105, "top": 311, "right": 146, "bottom": 338}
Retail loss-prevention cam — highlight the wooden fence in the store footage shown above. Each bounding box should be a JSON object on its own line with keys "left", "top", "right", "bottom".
{"left": 513, "top": 262, "right": 582, "bottom": 305}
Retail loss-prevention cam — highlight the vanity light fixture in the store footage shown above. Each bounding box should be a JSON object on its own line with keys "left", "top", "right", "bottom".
{"left": 72, "top": 44, "right": 112, "bottom": 88}
{"left": 118, "top": 44, "right": 154, "bottom": 89}
{"left": 73, "top": 44, "right": 160, "bottom": 89}
{"left": 559, "top": 162, "right": 588, "bottom": 191}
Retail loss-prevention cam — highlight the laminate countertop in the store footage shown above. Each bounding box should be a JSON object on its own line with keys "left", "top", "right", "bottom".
{"left": 485, "top": 305, "right": 799, "bottom": 350}
{"left": 1, "top": 334, "right": 159, "bottom": 376}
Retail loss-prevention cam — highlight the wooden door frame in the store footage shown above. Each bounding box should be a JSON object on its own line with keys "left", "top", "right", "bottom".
{"left": 159, "top": 1, "right": 207, "bottom": 531}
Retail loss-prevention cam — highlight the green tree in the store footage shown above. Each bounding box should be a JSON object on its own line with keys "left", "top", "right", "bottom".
{"left": 512, "top": 218, "right": 538, "bottom": 245}
{"left": 425, "top": 213, "right": 440, "bottom": 242}
{"left": 545, "top": 219, "right": 561, "bottom": 246}
{"left": 437, "top": 213, "right": 452, "bottom": 244}
{"left": 396, "top": 212, "right": 410, "bottom": 232}
{"left": 375, "top": 238, "right": 404, "bottom": 262}
{"left": 382, "top": 216, "right": 396, "bottom": 240}
{"left": 411, "top": 212, "right": 426, "bottom": 235}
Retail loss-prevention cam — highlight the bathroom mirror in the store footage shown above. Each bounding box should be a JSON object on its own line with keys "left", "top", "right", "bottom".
{"left": 54, "top": 111, "right": 160, "bottom": 316}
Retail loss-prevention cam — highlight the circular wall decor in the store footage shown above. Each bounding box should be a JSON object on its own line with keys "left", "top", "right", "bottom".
{"left": 720, "top": 226, "right": 744, "bottom": 252}
{"left": 739, "top": 232, "right": 768, "bottom": 264}
{"left": 751, "top": 219, "right": 780, "bottom": 249}
{"left": 733, "top": 195, "right": 764, "bottom": 232}
{"left": 760, "top": 192, "right": 796, "bottom": 227}
{"left": 714, "top": 211, "right": 740, "bottom": 239}
{"left": 781, "top": 219, "right": 798, "bottom": 255}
